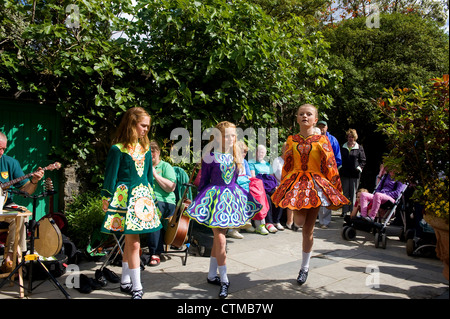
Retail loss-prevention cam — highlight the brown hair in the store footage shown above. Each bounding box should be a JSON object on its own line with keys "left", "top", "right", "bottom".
{"left": 356, "top": 188, "right": 368, "bottom": 194}
{"left": 113, "top": 107, "right": 151, "bottom": 150}
{"left": 346, "top": 128, "right": 358, "bottom": 140}
{"left": 150, "top": 140, "right": 160, "bottom": 152}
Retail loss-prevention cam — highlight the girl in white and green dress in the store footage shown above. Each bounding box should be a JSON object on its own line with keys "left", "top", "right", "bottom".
{"left": 100, "top": 107, "right": 161, "bottom": 299}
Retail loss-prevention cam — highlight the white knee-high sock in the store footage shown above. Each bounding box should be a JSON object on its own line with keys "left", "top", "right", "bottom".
{"left": 129, "top": 267, "right": 143, "bottom": 291}
{"left": 208, "top": 257, "right": 218, "bottom": 280}
{"left": 218, "top": 265, "right": 229, "bottom": 284}
{"left": 121, "top": 261, "right": 131, "bottom": 284}
{"left": 301, "top": 251, "right": 311, "bottom": 271}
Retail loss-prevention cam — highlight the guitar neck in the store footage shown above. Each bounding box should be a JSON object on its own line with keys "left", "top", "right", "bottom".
{"left": 1, "top": 168, "right": 46, "bottom": 190}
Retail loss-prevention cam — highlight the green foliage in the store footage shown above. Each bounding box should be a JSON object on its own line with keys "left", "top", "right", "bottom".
{"left": 376, "top": 75, "right": 449, "bottom": 222}
{"left": 320, "top": 12, "right": 449, "bottom": 153}
{"left": 64, "top": 191, "right": 105, "bottom": 249}
{"left": 1, "top": 0, "right": 340, "bottom": 189}
{"left": 1, "top": 0, "right": 136, "bottom": 186}
{"left": 247, "top": 0, "right": 332, "bottom": 25}
{"left": 127, "top": 0, "right": 339, "bottom": 133}
{"left": 329, "top": 0, "right": 449, "bottom": 26}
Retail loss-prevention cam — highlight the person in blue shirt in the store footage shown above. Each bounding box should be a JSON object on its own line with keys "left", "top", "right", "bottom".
{"left": 0, "top": 132, "right": 44, "bottom": 273}
{"left": 316, "top": 121, "right": 342, "bottom": 228}
{"left": 316, "top": 121, "right": 341, "bottom": 167}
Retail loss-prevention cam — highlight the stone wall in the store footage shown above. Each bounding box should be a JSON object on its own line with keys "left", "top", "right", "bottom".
{"left": 60, "top": 164, "right": 80, "bottom": 210}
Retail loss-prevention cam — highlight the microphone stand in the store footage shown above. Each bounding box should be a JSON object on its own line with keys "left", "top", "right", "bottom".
{"left": 0, "top": 189, "right": 71, "bottom": 299}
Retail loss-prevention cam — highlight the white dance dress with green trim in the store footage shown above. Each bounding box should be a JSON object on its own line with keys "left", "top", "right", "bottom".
{"left": 185, "top": 152, "right": 262, "bottom": 229}
{"left": 100, "top": 143, "right": 161, "bottom": 235}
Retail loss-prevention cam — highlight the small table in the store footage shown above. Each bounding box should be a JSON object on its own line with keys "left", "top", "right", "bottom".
{"left": 0, "top": 209, "right": 32, "bottom": 298}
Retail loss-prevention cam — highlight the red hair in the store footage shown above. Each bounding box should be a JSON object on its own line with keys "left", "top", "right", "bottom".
{"left": 113, "top": 107, "right": 151, "bottom": 150}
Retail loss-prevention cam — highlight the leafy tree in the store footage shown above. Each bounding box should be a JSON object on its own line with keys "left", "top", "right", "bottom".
{"left": 323, "top": 13, "right": 448, "bottom": 125}
{"left": 128, "top": 0, "right": 340, "bottom": 138}
{"left": 326, "top": 0, "right": 448, "bottom": 25}
{"left": 247, "top": 0, "right": 332, "bottom": 24}
{"left": 376, "top": 75, "right": 449, "bottom": 224}
{"left": 1, "top": 0, "right": 340, "bottom": 189}
{"left": 1, "top": 0, "right": 136, "bottom": 185}
{"left": 320, "top": 13, "right": 448, "bottom": 187}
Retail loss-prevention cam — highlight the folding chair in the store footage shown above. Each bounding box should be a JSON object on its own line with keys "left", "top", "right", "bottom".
{"left": 98, "top": 234, "right": 124, "bottom": 270}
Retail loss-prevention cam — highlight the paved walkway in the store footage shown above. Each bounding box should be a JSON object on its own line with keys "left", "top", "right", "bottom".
{"left": 0, "top": 212, "right": 448, "bottom": 302}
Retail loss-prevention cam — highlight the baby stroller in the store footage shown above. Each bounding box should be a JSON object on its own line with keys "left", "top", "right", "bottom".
{"left": 342, "top": 181, "right": 409, "bottom": 249}
{"left": 405, "top": 203, "right": 437, "bottom": 257}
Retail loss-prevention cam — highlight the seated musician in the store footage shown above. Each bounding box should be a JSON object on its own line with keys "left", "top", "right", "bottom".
{"left": 146, "top": 140, "right": 176, "bottom": 267}
{"left": 0, "top": 132, "right": 44, "bottom": 273}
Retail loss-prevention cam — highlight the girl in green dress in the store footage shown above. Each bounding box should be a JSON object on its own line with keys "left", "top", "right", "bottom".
{"left": 101, "top": 107, "right": 161, "bottom": 299}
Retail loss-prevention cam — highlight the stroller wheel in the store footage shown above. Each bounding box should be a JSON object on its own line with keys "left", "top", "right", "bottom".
{"left": 374, "top": 232, "right": 381, "bottom": 248}
{"left": 345, "top": 227, "right": 356, "bottom": 241}
{"left": 341, "top": 226, "right": 349, "bottom": 240}
{"left": 381, "top": 233, "right": 387, "bottom": 249}
{"left": 374, "top": 231, "right": 387, "bottom": 249}
{"left": 406, "top": 238, "right": 415, "bottom": 256}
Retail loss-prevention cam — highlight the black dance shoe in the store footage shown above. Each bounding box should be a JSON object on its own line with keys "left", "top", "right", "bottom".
{"left": 102, "top": 267, "right": 120, "bottom": 283}
{"left": 95, "top": 269, "right": 108, "bottom": 287}
{"left": 297, "top": 269, "right": 308, "bottom": 285}
{"left": 131, "top": 289, "right": 143, "bottom": 299}
{"left": 218, "top": 282, "right": 230, "bottom": 299}
{"left": 120, "top": 282, "right": 133, "bottom": 294}
{"left": 207, "top": 276, "right": 221, "bottom": 286}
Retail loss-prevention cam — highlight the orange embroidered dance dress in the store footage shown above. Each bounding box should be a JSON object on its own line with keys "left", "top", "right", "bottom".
{"left": 271, "top": 134, "right": 349, "bottom": 210}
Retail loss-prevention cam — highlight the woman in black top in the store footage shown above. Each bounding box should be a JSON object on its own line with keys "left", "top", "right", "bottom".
{"left": 339, "top": 129, "right": 366, "bottom": 216}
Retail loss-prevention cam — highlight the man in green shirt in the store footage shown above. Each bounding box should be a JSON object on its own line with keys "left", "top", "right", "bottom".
{"left": 147, "top": 140, "right": 177, "bottom": 266}
{"left": 0, "top": 131, "right": 44, "bottom": 273}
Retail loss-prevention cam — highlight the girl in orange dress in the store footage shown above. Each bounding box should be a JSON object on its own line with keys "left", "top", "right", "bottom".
{"left": 271, "top": 104, "right": 349, "bottom": 285}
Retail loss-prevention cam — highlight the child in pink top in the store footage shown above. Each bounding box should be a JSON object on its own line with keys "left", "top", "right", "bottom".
{"left": 350, "top": 188, "right": 370, "bottom": 218}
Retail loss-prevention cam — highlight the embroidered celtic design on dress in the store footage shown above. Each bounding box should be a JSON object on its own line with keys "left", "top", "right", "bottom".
{"left": 103, "top": 213, "right": 125, "bottom": 232}
{"left": 110, "top": 184, "right": 128, "bottom": 208}
{"left": 128, "top": 143, "right": 146, "bottom": 177}
{"left": 127, "top": 183, "right": 161, "bottom": 231}
{"left": 214, "top": 152, "right": 235, "bottom": 185}
{"left": 188, "top": 186, "right": 260, "bottom": 228}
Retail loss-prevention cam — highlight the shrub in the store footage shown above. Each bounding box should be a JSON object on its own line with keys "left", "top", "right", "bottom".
{"left": 64, "top": 191, "right": 105, "bottom": 248}
{"left": 376, "top": 75, "right": 449, "bottom": 224}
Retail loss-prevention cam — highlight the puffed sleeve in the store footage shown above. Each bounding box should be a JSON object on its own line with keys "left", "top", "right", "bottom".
{"left": 281, "top": 136, "right": 293, "bottom": 181}
{"left": 319, "top": 135, "right": 343, "bottom": 192}
{"left": 197, "top": 154, "right": 213, "bottom": 193}
{"left": 101, "top": 145, "right": 121, "bottom": 200}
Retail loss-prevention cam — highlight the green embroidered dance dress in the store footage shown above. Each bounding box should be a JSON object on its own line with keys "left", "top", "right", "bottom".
{"left": 100, "top": 143, "right": 161, "bottom": 235}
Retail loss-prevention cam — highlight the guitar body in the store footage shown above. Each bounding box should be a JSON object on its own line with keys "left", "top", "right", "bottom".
{"left": 164, "top": 198, "right": 191, "bottom": 248}
{"left": 34, "top": 215, "right": 63, "bottom": 258}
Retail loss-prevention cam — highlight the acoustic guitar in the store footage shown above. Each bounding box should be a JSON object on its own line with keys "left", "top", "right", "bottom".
{"left": 34, "top": 178, "right": 63, "bottom": 258}
{"left": 1, "top": 162, "right": 61, "bottom": 205}
{"left": 164, "top": 164, "right": 199, "bottom": 248}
